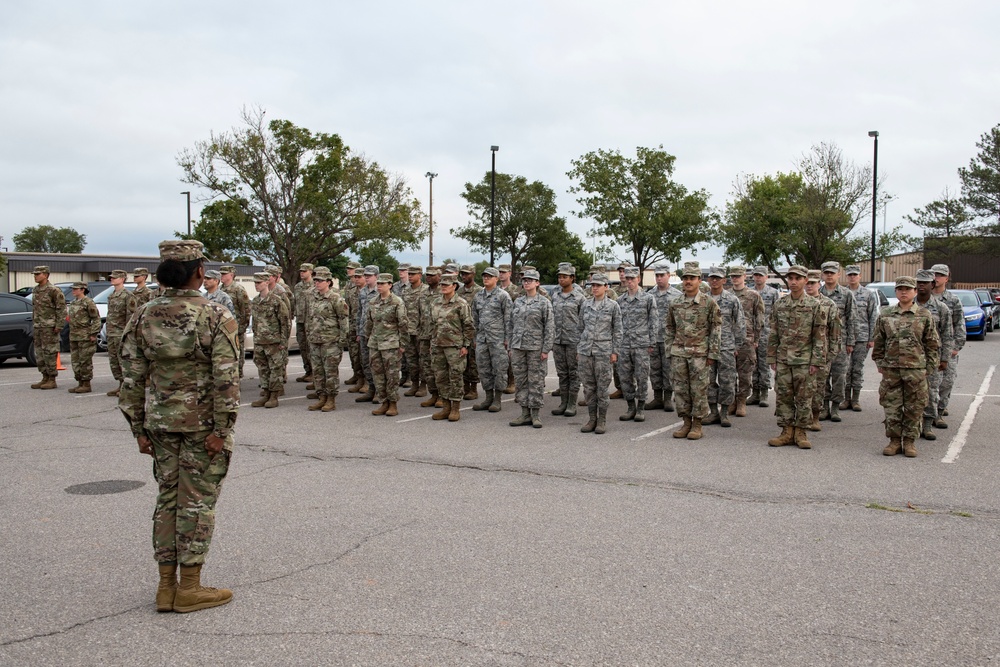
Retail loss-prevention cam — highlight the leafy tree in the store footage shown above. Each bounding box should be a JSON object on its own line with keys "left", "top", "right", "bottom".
{"left": 178, "top": 106, "right": 425, "bottom": 284}
{"left": 0, "top": 251, "right": 7, "bottom": 278}
{"left": 905, "top": 188, "right": 973, "bottom": 237}
{"left": 175, "top": 199, "right": 253, "bottom": 262}
{"left": 355, "top": 240, "right": 399, "bottom": 279}
{"left": 720, "top": 172, "right": 803, "bottom": 276}
{"left": 13, "top": 225, "right": 86, "bottom": 253}
{"left": 566, "top": 146, "right": 715, "bottom": 280}
{"left": 958, "top": 123, "right": 1000, "bottom": 225}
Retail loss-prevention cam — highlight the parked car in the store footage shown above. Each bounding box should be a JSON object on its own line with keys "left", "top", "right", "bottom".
{"left": 950, "top": 290, "right": 988, "bottom": 341}
{"left": 974, "top": 289, "right": 1000, "bottom": 332}
{"left": 24, "top": 282, "right": 75, "bottom": 353}
{"left": 866, "top": 282, "right": 898, "bottom": 308}
{"left": 244, "top": 318, "right": 298, "bottom": 357}
{"left": 0, "top": 293, "right": 36, "bottom": 365}
{"left": 91, "top": 282, "right": 159, "bottom": 321}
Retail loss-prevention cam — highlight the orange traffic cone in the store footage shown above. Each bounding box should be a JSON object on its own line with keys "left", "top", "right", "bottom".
{"left": 56, "top": 353, "right": 66, "bottom": 370}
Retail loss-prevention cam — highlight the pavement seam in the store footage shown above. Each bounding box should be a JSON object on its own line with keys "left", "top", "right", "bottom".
{"left": 0, "top": 604, "right": 143, "bottom": 647}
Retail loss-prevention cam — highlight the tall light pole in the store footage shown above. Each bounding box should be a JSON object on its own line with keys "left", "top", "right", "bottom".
{"left": 180, "top": 191, "right": 192, "bottom": 236}
{"left": 868, "top": 131, "right": 879, "bottom": 284}
{"left": 490, "top": 145, "right": 499, "bottom": 266}
{"left": 425, "top": 172, "right": 437, "bottom": 266}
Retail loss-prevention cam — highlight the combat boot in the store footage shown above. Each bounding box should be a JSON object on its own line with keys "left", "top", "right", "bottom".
{"left": 448, "top": 400, "right": 462, "bottom": 422}
{"left": 355, "top": 386, "right": 375, "bottom": 403}
{"left": 76, "top": 381, "right": 92, "bottom": 394}
{"left": 903, "top": 438, "right": 918, "bottom": 458}
{"left": 851, "top": 388, "right": 862, "bottom": 412}
{"left": 735, "top": 398, "right": 747, "bottom": 417}
{"left": 463, "top": 383, "right": 479, "bottom": 401}
{"left": 829, "top": 403, "right": 842, "bottom": 422}
{"left": 420, "top": 391, "right": 439, "bottom": 408}
{"left": 793, "top": 427, "right": 812, "bottom": 449}
{"left": 530, "top": 408, "right": 543, "bottom": 428}
{"left": 31, "top": 375, "right": 48, "bottom": 389}
{"left": 107, "top": 381, "right": 121, "bottom": 397}
{"left": 264, "top": 391, "right": 279, "bottom": 408}
{"left": 385, "top": 401, "right": 398, "bottom": 417}
{"left": 404, "top": 382, "right": 420, "bottom": 397}
{"left": 634, "top": 400, "right": 646, "bottom": 423}
{"left": 883, "top": 438, "right": 902, "bottom": 456}
{"left": 645, "top": 390, "right": 664, "bottom": 411}
{"left": 551, "top": 390, "right": 569, "bottom": 416}
{"left": 578, "top": 395, "right": 588, "bottom": 406}
{"left": 307, "top": 391, "right": 319, "bottom": 400}
{"left": 156, "top": 562, "right": 177, "bottom": 613}
{"left": 251, "top": 391, "right": 269, "bottom": 407}
{"left": 662, "top": 390, "right": 675, "bottom": 412}
{"left": 719, "top": 406, "right": 732, "bottom": 428}
{"left": 839, "top": 398, "right": 852, "bottom": 411}
{"left": 173, "top": 564, "right": 232, "bottom": 613}
{"left": 757, "top": 388, "right": 769, "bottom": 408}
{"left": 686, "top": 417, "right": 703, "bottom": 440}
{"left": 768, "top": 426, "right": 794, "bottom": 447}
{"left": 68, "top": 381, "right": 82, "bottom": 393}
{"left": 673, "top": 416, "right": 692, "bottom": 439}
{"left": 431, "top": 400, "right": 451, "bottom": 420}
{"left": 509, "top": 407, "right": 532, "bottom": 427}
{"left": 308, "top": 395, "right": 327, "bottom": 411}
{"left": 296, "top": 373, "right": 311, "bottom": 383}
{"left": 581, "top": 407, "right": 598, "bottom": 433}
{"left": 400, "top": 379, "right": 412, "bottom": 388}
{"left": 942, "top": 409, "right": 949, "bottom": 417}
{"left": 747, "top": 388, "right": 760, "bottom": 406}
{"left": 921, "top": 418, "right": 937, "bottom": 440}
{"left": 372, "top": 400, "right": 390, "bottom": 416}
{"left": 702, "top": 404, "right": 720, "bottom": 425}
{"left": 550, "top": 387, "right": 562, "bottom": 397}
{"left": 489, "top": 389, "right": 502, "bottom": 412}
{"left": 933, "top": 416, "right": 948, "bottom": 429}
{"left": 609, "top": 388, "right": 623, "bottom": 400}
{"left": 305, "top": 382, "right": 315, "bottom": 391}
{"left": 321, "top": 395, "right": 337, "bottom": 412}
{"left": 728, "top": 402, "right": 737, "bottom": 416}
{"left": 504, "top": 379, "right": 516, "bottom": 395}
{"left": 414, "top": 381, "right": 427, "bottom": 397}
{"left": 563, "top": 391, "right": 577, "bottom": 417}
{"left": 344, "top": 372, "right": 359, "bottom": 386}
{"left": 808, "top": 406, "right": 822, "bottom": 432}
{"left": 819, "top": 402, "right": 830, "bottom": 421}
{"left": 348, "top": 378, "right": 365, "bottom": 393}
{"left": 619, "top": 399, "right": 637, "bottom": 421}
{"left": 594, "top": 408, "right": 607, "bottom": 434}
{"left": 473, "top": 390, "right": 494, "bottom": 411}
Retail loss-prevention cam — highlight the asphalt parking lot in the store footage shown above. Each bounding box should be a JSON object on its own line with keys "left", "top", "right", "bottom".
{"left": 1, "top": 338, "right": 999, "bottom": 666}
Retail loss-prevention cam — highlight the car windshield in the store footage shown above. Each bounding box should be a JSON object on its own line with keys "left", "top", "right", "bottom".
{"left": 955, "top": 292, "right": 980, "bottom": 307}
{"left": 92, "top": 283, "right": 158, "bottom": 304}
{"left": 871, "top": 284, "right": 896, "bottom": 299}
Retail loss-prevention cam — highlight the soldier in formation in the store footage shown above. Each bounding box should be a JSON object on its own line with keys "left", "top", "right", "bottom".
{"left": 292, "top": 263, "right": 316, "bottom": 383}
{"left": 392, "top": 264, "right": 411, "bottom": 384}
{"left": 577, "top": 273, "right": 622, "bottom": 434}
{"left": 430, "top": 274, "right": 475, "bottom": 422}
{"left": 131, "top": 267, "right": 155, "bottom": 308}
{"left": 748, "top": 266, "right": 780, "bottom": 408}
{"left": 472, "top": 267, "right": 512, "bottom": 414}
{"left": 250, "top": 271, "right": 290, "bottom": 409}
{"left": 704, "top": 266, "right": 745, "bottom": 428}
{"left": 418, "top": 267, "right": 443, "bottom": 408}
{"left": 818, "top": 261, "right": 857, "bottom": 422}
{"left": 728, "top": 266, "right": 764, "bottom": 417}
{"left": 105, "top": 269, "right": 136, "bottom": 397}
{"left": 914, "top": 270, "right": 953, "bottom": 442}
{"left": 203, "top": 270, "right": 236, "bottom": 318}
{"left": 550, "top": 264, "right": 585, "bottom": 417}
{"left": 29, "top": 265, "right": 67, "bottom": 390}
{"left": 365, "top": 273, "right": 408, "bottom": 416}
{"left": 354, "top": 265, "right": 379, "bottom": 404}
{"left": 402, "top": 266, "right": 428, "bottom": 397}
{"left": 805, "top": 270, "right": 839, "bottom": 433}
{"left": 305, "top": 266, "right": 349, "bottom": 412}
{"left": 507, "top": 269, "right": 554, "bottom": 428}
{"left": 219, "top": 265, "right": 251, "bottom": 378}
{"left": 647, "top": 263, "right": 681, "bottom": 412}
{"left": 930, "top": 263, "right": 966, "bottom": 426}
{"left": 457, "top": 265, "right": 483, "bottom": 400}
{"left": 616, "top": 266, "right": 658, "bottom": 423}
{"left": 343, "top": 262, "right": 365, "bottom": 389}
{"left": 66, "top": 281, "right": 102, "bottom": 394}
{"left": 843, "top": 265, "right": 879, "bottom": 412}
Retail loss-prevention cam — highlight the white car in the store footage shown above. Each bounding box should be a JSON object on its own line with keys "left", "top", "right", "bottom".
{"left": 866, "top": 282, "right": 898, "bottom": 308}
{"left": 91, "top": 282, "right": 159, "bottom": 321}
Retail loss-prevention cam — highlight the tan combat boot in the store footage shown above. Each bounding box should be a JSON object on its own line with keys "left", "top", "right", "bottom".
{"left": 250, "top": 391, "right": 269, "bottom": 407}
{"left": 76, "top": 381, "right": 92, "bottom": 394}
{"left": 264, "top": 391, "right": 279, "bottom": 408}
{"left": 414, "top": 381, "right": 428, "bottom": 398}
{"left": 107, "top": 381, "right": 122, "bottom": 397}
{"left": 420, "top": 391, "right": 439, "bottom": 408}
{"left": 609, "top": 388, "right": 624, "bottom": 400}
{"left": 686, "top": 417, "right": 703, "bottom": 440}
{"left": 39, "top": 375, "right": 58, "bottom": 390}
{"left": 372, "top": 400, "right": 390, "bottom": 416}
{"left": 883, "top": 438, "right": 902, "bottom": 456}
{"left": 68, "top": 381, "right": 82, "bottom": 393}
{"left": 728, "top": 402, "right": 737, "bottom": 416}
{"left": 594, "top": 408, "right": 608, "bottom": 434}
{"left": 404, "top": 382, "right": 419, "bottom": 397}
{"left": 903, "top": 438, "right": 918, "bottom": 458}
{"left": 173, "top": 564, "right": 232, "bottom": 613}
{"left": 809, "top": 406, "right": 822, "bottom": 432}
{"left": 463, "top": 383, "right": 478, "bottom": 401}
{"left": 308, "top": 395, "right": 327, "bottom": 411}
{"left": 31, "top": 375, "right": 48, "bottom": 389}
{"left": 793, "top": 427, "right": 812, "bottom": 449}
{"left": 432, "top": 400, "right": 451, "bottom": 420}
{"left": 321, "top": 395, "right": 337, "bottom": 412}
{"left": 768, "top": 426, "right": 794, "bottom": 447}
{"left": 448, "top": 400, "right": 462, "bottom": 422}
{"left": 156, "top": 562, "right": 177, "bottom": 612}
{"left": 673, "top": 416, "right": 692, "bottom": 439}
{"left": 735, "top": 398, "right": 747, "bottom": 417}
{"left": 385, "top": 401, "right": 398, "bottom": 417}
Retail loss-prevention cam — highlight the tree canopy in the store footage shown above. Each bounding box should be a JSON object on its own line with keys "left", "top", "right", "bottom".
{"left": 958, "top": 123, "right": 1000, "bottom": 226}
{"left": 12, "top": 225, "right": 86, "bottom": 253}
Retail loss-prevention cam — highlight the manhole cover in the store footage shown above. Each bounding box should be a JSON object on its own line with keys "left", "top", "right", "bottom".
{"left": 65, "top": 480, "right": 146, "bottom": 495}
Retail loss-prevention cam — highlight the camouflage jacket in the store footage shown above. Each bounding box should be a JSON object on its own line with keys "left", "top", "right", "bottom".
{"left": 31, "top": 282, "right": 66, "bottom": 330}
{"left": 648, "top": 286, "right": 682, "bottom": 343}
{"left": 508, "top": 294, "right": 554, "bottom": 352}
{"left": 221, "top": 281, "right": 251, "bottom": 331}
{"left": 131, "top": 284, "right": 155, "bottom": 309}
{"left": 293, "top": 279, "right": 315, "bottom": 321}
{"left": 664, "top": 292, "right": 722, "bottom": 360}
{"left": 345, "top": 282, "right": 361, "bottom": 333}
{"left": 106, "top": 288, "right": 136, "bottom": 337}
{"left": 709, "top": 290, "right": 746, "bottom": 352}
{"left": 68, "top": 296, "right": 101, "bottom": 341}
{"left": 815, "top": 294, "right": 841, "bottom": 365}
{"left": 273, "top": 281, "right": 292, "bottom": 316}
{"left": 365, "top": 293, "right": 408, "bottom": 351}
{"left": 849, "top": 285, "right": 880, "bottom": 343}
{"left": 551, "top": 287, "right": 586, "bottom": 346}
{"left": 584, "top": 285, "right": 618, "bottom": 301}
{"left": 206, "top": 289, "right": 236, "bottom": 319}
{"left": 916, "top": 296, "right": 954, "bottom": 362}
{"left": 618, "top": 289, "right": 659, "bottom": 349}
{"left": 577, "top": 296, "right": 622, "bottom": 357}
{"left": 766, "top": 294, "right": 826, "bottom": 367}
{"left": 431, "top": 294, "right": 474, "bottom": 348}
{"left": 391, "top": 279, "right": 408, "bottom": 298}
{"left": 251, "top": 291, "right": 290, "bottom": 345}
{"left": 503, "top": 283, "right": 521, "bottom": 302}
{"left": 308, "top": 289, "right": 349, "bottom": 347}
{"left": 819, "top": 283, "right": 858, "bottom": 348}
{"left": 357, "top": 285, "right": 377, "bottom": 336}
{"left": 750, "top": 283, "right": 781, "bottom": 329}
{"left": 119, "top": 289, "right": 240, "bottom": 442}
{"left": 730, "top": 287, "right": 765, "bottom": 345}
{"left": 402, "top": 283, "right": 428, "bottom": 336}
{"left": 417, "top": 286, "right": 441, "bottom": 340}
{"left": 873, "top": 304, "right": 941, "bottom": 373}
{"left": 473, "top": 286, "right": 512, "bottom": 346}
{"left": 936, "top": 289, "right": 967, "bottom": 352}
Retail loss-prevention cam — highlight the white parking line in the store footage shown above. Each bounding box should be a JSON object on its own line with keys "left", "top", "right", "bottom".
{"left": 395, "top": 397, "right": 517, "bottom": 423}
{"left": 633, "top": 422, "right": 684, "bottom": 441}
{"left": 942, "top": 365, "right": 995, "bottom": 464}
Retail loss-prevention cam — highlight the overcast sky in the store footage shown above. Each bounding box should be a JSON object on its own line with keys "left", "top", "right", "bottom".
{"left": 2, "top": 1, "right": 998, "bottom": 269}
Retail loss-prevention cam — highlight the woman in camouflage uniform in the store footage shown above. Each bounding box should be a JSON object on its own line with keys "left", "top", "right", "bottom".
{"left": 66, "top": 282, "right": 102, "bottom": 393}
{"left": 306, "top": 266, "right": 349, "bottom": 413}
{"left": 507, "top": 269, "right": 554, "bottom": 428}
{"left": 365, "top": 273, "right": 409, "bottom": 416}
{"left": 119, "top": 240, "right": 240, "bottom": 614}
{"left": 430, "top": 275, "right": 474, "bottom": 422}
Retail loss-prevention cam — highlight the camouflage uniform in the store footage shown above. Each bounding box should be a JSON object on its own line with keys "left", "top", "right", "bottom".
{"left": 472, "top": 283, "right": 512, "bottom": 392}
{"left": 934, "top": 282, "right": 966, "bottom": 416}
{"left": 730, "top": 282, "right": 764, "bottom": 405}
{"left": 391, "top": 265, "right": 410, "bottom": 380}
{"left": 844, "top": 280, "right": 879, "bottom": 409}
{"left": 131, "top": 283, "right": 155, "bottom": 310}
{"left": 551, "top": 285, "right": 586, "bottom": 401}
{"left": 343, "top": 264, "right": 364, "bottom": 381}
{"left": 616, "top": 283, "right": 658, "bottom": 404}
{"left": 577, "top": 290, "right": 622, "bottom": 414}
{"left": 106, "top": 283, "right": 136, "bottom": 385}
{"left": 649, "top": 282, "right": 682, "bottom": 404}
{"left": 767, "top": 289, "right": 826, "bottom": 429}
{"left": 220, "top": 268, "right": 251, "bottom": 378}
{"left": 749, "top": 275, "right": 780, "bottom": 396}
{"left": 431, "top": 291, "right": 475, "bottom": 402}
{"left": 457, "top": 272, "right": 483, "bottom": 391}
{"left": 811, "top": 291, "right": 840, "bottom": 418}
{"left": 68, "top": 291, "right": 102, "bottom": 384}
{"left": 915, "top": 292, "right": 952, "bottom": 427}
{"left": 818, "top": 277, "right": 858, "bottom": 413}
{"left": 269, "top": 269, "right": 292, "bottom": 382}
{"left": 707, "top": 286, "right": 745, "bottom": 411}
{"left": 307, "top": 279, "right": 349, "bottom": 401}
{"left": 418, "top": 274, "right": 442, "bottom": 397}
{"left": 365, "top": 285, "right": 408, "bottom": 403}
{"left": 507, "top": 293, "right": 554, "bottom": 409}
{"left": 357, "top": 275, "right": 378, "bottom": 392}
{"left": 251, "top": 289, "right": 290, "bottom": 393}
{"left": 664, "top": 290, "right": 721, "bottom": 420}
{"left": 293, "top": 271, "right": 316, "bottom": 378}
{"left": 402, "top": 275, "right": 428, "bottom": 387}
{"left": 205, "top": 288, "right": 235, "bottom": 318}
{"left": 31, "top": 273, "right": 67, "bottom": 381}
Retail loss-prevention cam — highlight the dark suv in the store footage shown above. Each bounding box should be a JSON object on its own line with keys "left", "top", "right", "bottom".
{"left": 0, "top": 293, "right": 36, "bottom": 365}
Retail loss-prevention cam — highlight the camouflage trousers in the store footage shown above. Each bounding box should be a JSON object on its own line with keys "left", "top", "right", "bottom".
{"left": 404, "top": 334, "right": 421, "bottom": 383}
{"left": 938, "top": 352, "right": 960, "bottom": 413}
{"left": 511, "top": 348, "right": 546, "bottom": 408}
{"left": 735, "top": 343, "right": 756, "bottom": 401}
{"left": 753, "top": 328, "right": 772, "bottom": 390}
{"left": 463, "top": 342, "right": 480, "bottom": 387}
{"left": 296, "top": 325, "right": 312, "bottom": 376}
{"left": 476, "top": 341, "right": 509, "bottom": 392}
{"left": 671, "top": 356, "right": 711, "bottom": 419}
{"left": 617, "top": 347, "right": 650, "bottom": 402}
{"left": 823, "top": 350, "right": 849, "bottom": 405}
{"left": 419, "top": 339, "right": 438, "bottom": 393}
{"left": 432, "top": 346, "right": 467, "bottom": 401}
{"left": 348, "top": 328, "right": 363, "bottom": 376}
{"left": 107, "top": 334, "right": 124, "bottom": 382}
{"left": 34, "top": 327, "right": 60, "bottom": 377}
{"left": 151, "top": 429, "right": 231, "bottom": 565}
{"left": 775, "top": 363, "right": 814, "bottom": 428}
{"left": 649, "top": 342, "right": 672, "bottom": 394}
{"left": 879, "top": 367, "right": 928, "bottom": 439}
{"left": 237, "top": 328, "right": 247, "bottom": 378}
{"left": 578, "top": 353, "right": 613, "bottom": 412}
{"left": 707, "top": 350, "right": 737, "bottom": 407}
{"left": 370, "top": 347, "right": 403, "bottom": 402}
{"left": 309, "top": 341, "right": 343, "bottom": 398}
{"left": 923, "top": 369, "right": 942, "bottom": 420}
{"left": 70, "top": 339, "right": 97, "bottom": 382}
{"left": 552, "top": 343, "right": 580, "bottom": 394}
{"left": 811, "top": 361, "right": 833, "bottom": 412}
{"left": 359, "top": 336, "right": 374, "bottom": 388}
{"left": 255, "top": 343, "right": 285, "bottom": 392}
{"left": 845, "top": 343, "right": 870, "bottom": 396}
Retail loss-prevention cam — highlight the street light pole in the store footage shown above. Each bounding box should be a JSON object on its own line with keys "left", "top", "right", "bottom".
{"left": 180, "top": 191, "right": 192, "bottom": 236}
{"left": 490, "top": 145, "right": 499, "bottom": 266}
{"left": 868, "top": 131, "right": 879, "bottom": 284}
{"left": 425, "top": 172, "right": 437, "bottom": 266}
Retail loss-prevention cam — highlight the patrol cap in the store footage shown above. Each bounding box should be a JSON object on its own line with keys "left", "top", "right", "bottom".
{"left": 443, "top": 263, "right": 459, "bottom": 274}
{"left": 752, "top": 266, "right": 768, "bottom": 276}
{"left": 617, "top": 261, "right": 630, "bottom": 270}
{"left": 498, "top": 264, "right": 512, "bottom": 272}
{"left": 265, "top": 264, "right": 282, "bottom": 276}
{"left": 728, "top": 265, "right": 746, "bottom": 277}
{"left": 916, "top": 269, "right": 935, "bottom": 282}
{"left": 71, "top": 281, "right": 88, "bottom": 290}
{"left": 807, "top": 269, "right": 822, "bottom": 283}
{"left": 785, "top": 265, "right": 808, "bottom": 278}
{"left": 590, "top": 273, "right": 609, "bottom": 285}
{"left": 346, "top": 261, "right": 362, "bottom": 270}
{"left": 895, "top": 276, "right": 917, "bottom": 289}
{"left": 377, "top": 273, "right": 393, "bottom": 283}
{"left": 313, "top": 266, "right": 333, "bottom": 280}
{"left": 845, "top": 265, "right": 861, "bottom": 275}
{"left": 653, "top": 263, "right": 670, "bottom": 275}
{"left": 424, "top": 266, "right": 441, "bottom": 276}
{"left": 253, "top": 272, "right": 270, "bottom": 283}
{"left": 557, "top": 264, "right": 576, "bottom": 276}
{"left": 681, "top": 261, "right": 701, "bottom": 278}
{"left": 32, "top": 265, "right": 50, "bottom": 274}
{"left": 522, "top": 265, "right": 537, "bottom": 273}
{"left": 930, "top": 263, "right": 950, "bottom": 275}
{"left": 522, "top": 269, "right": 541, "bottom": 281}
{"left": 110, "top": 269, "right": 128, "bottom": 280}
{"left": 821, "top": 261, "right": 841, "bottom": 273}
{"left": 439, "top": 274, "right": 458, "bottom": 286}
{"left": 204, "top": 269, "right": 222, "bottom": 280}
{"left": 482, "top": 267, "right": 499, "bottom": 278}
{"left": 589, "top": 264, "right": 604, "bottom": 274}
{"left": 623, "top": 266, "right": 640, "bottom": 278}
{"left": 219, "top": 265, "right": 236, "bottom": 274}
{"left": 133, "top": 267, "right": 149, "bottom": 277}
{"left": 298, "top": 263, "right": 315, "bottom": 272}
{"left": 363, "top": 265, "right": 379, "bottom": 276}
{"left": 408, "top": 265, "right": 423, "bottom": 275}
{"left": 707, "top": 266, "right": 726, "bottom": 279}
{"left": 459, "top": 264, "right": 475, "bottom": 274}
{"left": 159, "top": 240, "right": 205, "bottom": 262}
{"left": 398, "top": 263, "right": 411, "bottom": 271}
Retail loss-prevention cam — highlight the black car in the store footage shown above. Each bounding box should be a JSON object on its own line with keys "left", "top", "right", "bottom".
{"left": 0, "top": 293, "right": 36, "bottom": 366}
{"left": 974, "top": 289, "right": 1000, "bottom": 332}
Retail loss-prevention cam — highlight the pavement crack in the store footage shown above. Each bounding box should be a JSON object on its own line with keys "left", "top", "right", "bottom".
{"left": 0, "top": 605, "right": 143, "bottom": 647}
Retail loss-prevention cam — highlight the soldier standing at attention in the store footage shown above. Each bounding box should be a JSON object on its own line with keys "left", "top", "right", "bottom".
{"left": 930, "top": 263, "right": 965, "bottom": 426}
{"left": 131, "top": 267, "right": 155, "bottom": 309}
{"left": 204, "top": 270, "right": 236, "bottom": 318}
{"left": 818, "top": 261, "right": 857, "bottom": 422}
{"left": 119, "top": 239, "right": 239, "bottom": 613}
{"left": 472, "top": 267, "right": 512, "bottom": 413}
{"left": 647, "top": 264, "right": 682, "bottom": 413}
{"left": 250, "top": 271, "right": 290, "bottom": 409}
{"left": 498, "top": 263, "right": 520, "bottom": 394}
{"left": 703, "top": 266, "right": 745, "bottom": 428}
{"left": 550, "top": 264, "right": 585, "bottom": 417}
{"left": 842, "top": 265, "right": 879, "bottom": 412}
{"left": 293, "top": 263, "right": 316, "bottom": 383}
{"left": 392, "top": 264, "right": 411, "bottom": 386}
{"left": 805, "top": 271, "right": 839, "bottom": 433}
{"left": 219, "top": 266, "right": 251, "bottom": 378}
{"left": 728, "top": 266, "right": 764, "bottom": 418}
{"left": 265, "top": 265, "right": 291, "bottom": 391}
{"left": 664, "top": 262, "right": 721, "bottom": 440}
{"left": 105, "top": 269, "right": 136, "bottom": 397}
{"left": 748, "top": 266, "right": 780, "bottom": 408}
{"left": 457, "top": 265, "right": 483, "bottom": 400}
{"left": 914, "top": 270, "right": 953, "bottom": 442}
{"left": 365, "top": 273, "right": 408, "bottom": 416}
{"left": 507, "top": 269, "right": 554, "bottom": 428}
{"left": 305, "top": 267, "right": 349, "bottom": 412}
{"left": 67, "top": 281, "right": 101, "bottom": 393}
{"left": 608, "top": 262, "right": 630, "bottom": 400}
{"left": 402, "top": 266, "right": 428, "bottom": 397}
{"left": 343, "top": 262, "right": 364, "bottom": 389}
{"left": 616, "top": 266, "right": 658, "bottom": 423}
{"left": 767, "top": 266, "right": 826, "bottom": 450}
{"left": 418, "top": 267, "right": 443, "bottom": 408}
{"left": 354, "top": 265, "right": 379, "bottom": 404}
{"left": 29, "top": 265, "right": 67, "bottom": 390}
{"left": 577, "top": 273, "right": 622, "bottom": 435}
{"left": 431, "top": 274, "right": 475, "bottom": 422}
{"left": 872, "top": 276, "right": 941, "bottom": 458}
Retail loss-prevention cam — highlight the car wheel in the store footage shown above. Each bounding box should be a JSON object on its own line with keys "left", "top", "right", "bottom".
{"left": 27, "top": 340, "right": 37, "bottom": 366}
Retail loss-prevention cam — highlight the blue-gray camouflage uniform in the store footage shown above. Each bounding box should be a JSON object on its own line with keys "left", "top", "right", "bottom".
{"left": 649, "top": 285, "right": 682, "bottom": 398}
{"left": 473, "top": 286, "right": 512, "bottom": 392}
{"left": 206, "top": 289, "right": 236, "bottom": 319}
{"left": 357, "top": 284, "right": 377, "bottom": 391}
{"left": 617, "top": 288, "right": 658, "bottom": 403}
{"left": 551, "top": 287, "right": 586, "bottom": 398}
{"left": 577, "top": 297, "right": 622, "bottom": 413}
{"left": 917, "top": 294, "right": 953, "bottom": 424}
{"left": 750, "top": 282, "right": 780, "bottom": 393}
{"left": 507, "top": 294, "right": 554, "bottom": 409}
{"left": 935, "top": 288, "right": 966, "bottom": 415}
{"left": 819, "top": 283, "right": 858, "bottom": 409}
{"left": 846, "top": 283, "right": 879, "bottom": 403}
{"left": 708, "top": 290, "right": 746, "bottom": 408}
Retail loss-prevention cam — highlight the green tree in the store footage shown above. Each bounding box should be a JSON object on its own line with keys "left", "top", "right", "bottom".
{"left": 905, "top": 188, "right": 973, "bottom": 237}
{"left": 958, "top": 123, "right": 1000, "bottom": 225}
{"left": 175, "top": 199, "right": 254, "bottom": 262}
{"left": 178, "top": 106, "right": 425, "bottom": 284}
{"left": 566, "top": 146, "right": 715, "bottom": 281}
{"left": 12, "top": 225, "right": 86, "bottom": 253}
{"left": 355, "top": 240, "right": 400, "bottom": 279}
